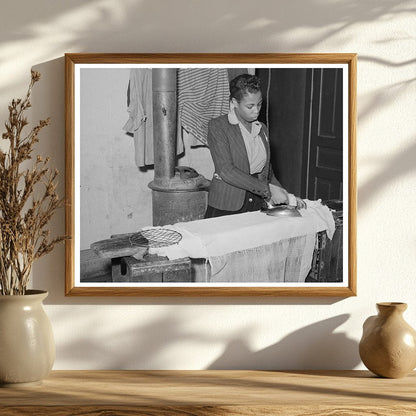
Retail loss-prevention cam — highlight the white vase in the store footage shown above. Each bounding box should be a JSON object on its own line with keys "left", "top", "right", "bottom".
{"left": 0, "top": 290, "right": 55, "bottom": 387}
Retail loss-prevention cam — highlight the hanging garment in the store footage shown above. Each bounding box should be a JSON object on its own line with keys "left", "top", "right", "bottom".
{"left": 123, "top": 69, "right": 154, "bottom": 167}
{"left": 177, "top": 68, "right": 230, "bottom": 147}
{"left": 124, "top": 69, "right": 184, "bottom": 167}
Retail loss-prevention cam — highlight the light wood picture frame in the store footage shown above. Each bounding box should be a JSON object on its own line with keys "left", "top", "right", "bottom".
{"left": 65, "top": 53, "right": 357, "bottom": 296}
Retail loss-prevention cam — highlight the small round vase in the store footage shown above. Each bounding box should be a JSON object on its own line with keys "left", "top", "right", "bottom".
{"left": 0, "top": 290, "right": 55, "bottom": 387}
{"left": 359, "top": 302, "right": 416, "bottom": 378}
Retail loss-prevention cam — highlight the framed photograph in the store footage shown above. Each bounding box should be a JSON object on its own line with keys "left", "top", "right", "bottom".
{"left": 65, "top": 53, "right": 356, "bottom": 296}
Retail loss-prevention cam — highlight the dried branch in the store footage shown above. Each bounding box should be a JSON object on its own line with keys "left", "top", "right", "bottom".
{"left": 0, "top": 71, "right": 66, "bottom": 295}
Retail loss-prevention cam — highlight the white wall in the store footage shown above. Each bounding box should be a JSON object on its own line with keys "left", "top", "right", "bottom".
{"left": 79, "top": 68, "right": 155, "bottom": 248}
{"left": 1, "top": 0, "right": 415, "bottom": 370}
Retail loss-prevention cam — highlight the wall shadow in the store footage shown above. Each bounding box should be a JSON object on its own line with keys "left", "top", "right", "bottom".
{"left": 54, "top": 310, "right": 214, "bottom": 369}
{"left": 207, "top": 314, "right": 360, "bottom": 370}
{"left": 359, "top": 138, "right": 416, "bottom": 209}
{"left": 1, "top": 0, "right": 413, "bottom": 54}
{"left": 53, "top": 310, "right": 359, "bottom": 371}
{"left": 1, "top": 0, "right": 414, "bottom": 97}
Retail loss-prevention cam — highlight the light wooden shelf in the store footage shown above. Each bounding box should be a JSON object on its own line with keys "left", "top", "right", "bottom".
{"left": 1, "top": 370, "right": 415, "bottom": 415}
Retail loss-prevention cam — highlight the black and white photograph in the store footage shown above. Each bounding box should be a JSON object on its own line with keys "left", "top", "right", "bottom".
{"left": 65, "top": 54, "right": 356, "bottom": 296}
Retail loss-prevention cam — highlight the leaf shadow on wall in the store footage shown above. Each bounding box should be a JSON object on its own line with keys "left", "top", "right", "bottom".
{"left": 356, "top": 55, "right": 416, "bottom": 210}
{"left": 52, "top": 309, "right": 219, "bottom": 369}
{"left": 207, "top": 314, "right": 360, "bottom": 370}
{"left": 1, "top": 0, "right": 414, "bottom": 98}
{"left": 358, "top": 138, "right": 416, "bottom": 210}
{"left": 52, "top": 308, "right": 359, "bottom": 371}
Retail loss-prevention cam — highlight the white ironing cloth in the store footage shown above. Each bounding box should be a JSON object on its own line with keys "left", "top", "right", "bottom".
{"left": 150, "top": 200, "right": 335, "bottom": 260}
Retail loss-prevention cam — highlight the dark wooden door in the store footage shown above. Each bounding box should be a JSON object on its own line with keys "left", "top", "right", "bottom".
{"left": 303, "top": 68, "right": 343, "bottom": 200}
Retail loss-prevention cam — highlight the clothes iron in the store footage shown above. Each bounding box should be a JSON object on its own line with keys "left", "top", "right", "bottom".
{"left": 261, "top": 199, "right": 302, "bottom": 217}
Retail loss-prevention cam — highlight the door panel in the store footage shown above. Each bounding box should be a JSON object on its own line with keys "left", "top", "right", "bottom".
{"left": 306, "top": 68, "right": 343, "bottom": 200}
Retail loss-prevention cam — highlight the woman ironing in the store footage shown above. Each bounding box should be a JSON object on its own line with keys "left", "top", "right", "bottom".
{"left": 205, "top": 74, "right": 305, "bottom": 218}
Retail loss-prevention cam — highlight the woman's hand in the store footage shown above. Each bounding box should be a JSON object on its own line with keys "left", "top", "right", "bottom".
{"left": 269, "top": 184, "right": 289, "bottom": 205}
{"left": 269, "top": 184, "right": 307, "bottom": 209}
{"left": 295, "top": 197, "right": 307, "bottom": 210}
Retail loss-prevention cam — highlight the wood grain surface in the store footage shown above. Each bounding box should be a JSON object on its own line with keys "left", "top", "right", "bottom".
{"left": 1, "top": 370, "right": 415, "bottom": 415}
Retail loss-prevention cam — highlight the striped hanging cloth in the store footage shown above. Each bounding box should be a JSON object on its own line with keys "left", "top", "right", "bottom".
{"left": 177, "top": 68, "right": 230, "bottom": 146}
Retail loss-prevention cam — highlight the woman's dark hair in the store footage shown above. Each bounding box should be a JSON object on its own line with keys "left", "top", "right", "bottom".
{"left": 229, "top": 74, "right": 261, "bottom": 102}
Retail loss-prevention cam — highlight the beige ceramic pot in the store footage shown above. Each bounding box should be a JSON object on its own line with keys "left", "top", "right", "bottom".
{"left": 0, "top": 290, "right": 55, "bottom": 387}
{"left": 359, "top": 302, "right": 416, "bottom": 378}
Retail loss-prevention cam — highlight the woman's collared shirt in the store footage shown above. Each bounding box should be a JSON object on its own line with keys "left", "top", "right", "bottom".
{"left": 228, "top": 109, "right": 267, "bottom": 175}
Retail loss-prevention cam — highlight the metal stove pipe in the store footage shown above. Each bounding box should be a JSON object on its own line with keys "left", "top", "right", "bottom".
{"left": 151, "top": 68, "right": 177, "bottom": 188}
{"left": 148, "top": 68, "right": 209, "bottom": 226}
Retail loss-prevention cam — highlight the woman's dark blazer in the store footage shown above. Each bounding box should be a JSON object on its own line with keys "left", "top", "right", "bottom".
{"left": 207, "top": 114, "right": 278, "bottom": 211}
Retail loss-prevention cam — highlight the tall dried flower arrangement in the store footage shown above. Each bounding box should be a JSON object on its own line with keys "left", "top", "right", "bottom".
{"left": 0, "top": 71, "right": 65, "bottom": 295}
